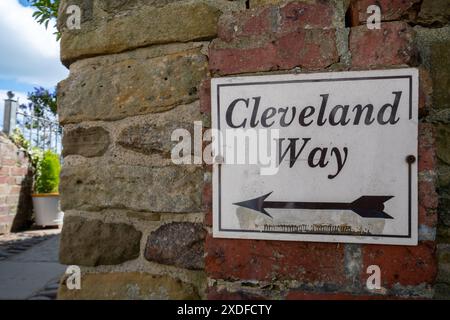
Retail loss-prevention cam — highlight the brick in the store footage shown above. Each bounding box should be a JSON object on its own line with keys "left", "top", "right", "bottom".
{"left": 0, "top": 206, "right": 10, "bottom": 215}
{"left": 418, "top": 67, "right": 433, "bottom": 116}
{"left": 210, "top": 29, "right": 338, "bottom": 75}
{"left": 0, "top": 214, "right": 13, "bottom": 224}
{"left": 0, "top": 167, "right": 10, "bottom": 175}
{"left": 0, "top": 159, "right": 17, "bottom": 166}
{"left": 362, "top": 241, "right": 437, "bottom": 287}
{"left": 203, "top": 183, "right": 213, "bottom": 213}
{"left": 15, "top": 177, "right": 25, "bottom": 185}
{"left": 9, "top": 167, "right": 28, "bottom": 177}
{"left": 286, "top": 292, "right": 397, "bottom": 300}
{"left": 6, "top": 196, "right": 19, "bottom": 205}
{"left": 0, "top": 176, "right": 15, "bottom": 185}
{"left": 419, "top": 204, "right": 437, "bottom": 230}
{"left": 348, "top": 0, "right": 421, "bottom": 26}
{"left": 205, "top": 209, "right": 213, "bottom": 228}
{"left": 218, "top": 2, "right": 334, "bottom": 42}
{"left": 199, "top": 80, "right": 211, "bottom": 115}
{"left": 9, "top": 186, "right": 22, "bottom": 195}
{"left": 418, "top": 123, "right": 436, "bottom": 172}
{"left": 205, "top": 235, "right": 345, "bottom": 283}
{"left": 418, "top": 179, "right": 438, "bottom": 210}
{"left": 203, "top": 182, "right": 213, "bottom": 228}
{"left": 350, "top": 22, "right": 417, "bottom": 69}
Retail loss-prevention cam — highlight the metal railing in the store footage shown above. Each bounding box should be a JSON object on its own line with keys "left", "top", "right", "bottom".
{"left": 2, "top": 95, "right": 62, "bottom": 154}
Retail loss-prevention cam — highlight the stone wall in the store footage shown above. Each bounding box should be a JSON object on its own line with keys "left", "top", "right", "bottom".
{"left": 0, "top": 133, "right": 33, "bottom": 234}
{"left": 57, "top": 0, "right": 449, "bottom": 299}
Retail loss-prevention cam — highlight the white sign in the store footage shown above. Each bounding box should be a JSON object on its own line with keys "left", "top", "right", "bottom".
{"left": 211, "top": 69, "right": 418, "bottom": 246}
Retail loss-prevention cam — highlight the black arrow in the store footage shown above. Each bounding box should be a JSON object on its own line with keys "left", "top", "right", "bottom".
{"left": 234, "top": 192, "right": 394, "bottom": 219}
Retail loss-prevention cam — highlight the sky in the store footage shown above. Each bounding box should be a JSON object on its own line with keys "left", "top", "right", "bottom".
{"left": 0, "top": 0, "right": 69, "bottom": 105}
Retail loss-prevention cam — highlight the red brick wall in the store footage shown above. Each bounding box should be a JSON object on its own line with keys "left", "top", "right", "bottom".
{"left": 202, "top": 0, "right": 440, "bottom": 299}
{"left": 0, "top": 133, "right": 33, "bottom": 234}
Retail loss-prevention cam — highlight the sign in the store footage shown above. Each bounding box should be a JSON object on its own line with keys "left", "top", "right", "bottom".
{"left": 211, "top": 69, "right": 418, "bottom": 245}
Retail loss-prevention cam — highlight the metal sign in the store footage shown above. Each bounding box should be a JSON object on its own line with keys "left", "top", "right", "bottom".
{"left": 211, "top": 69, "right": 418, "bottom": 245}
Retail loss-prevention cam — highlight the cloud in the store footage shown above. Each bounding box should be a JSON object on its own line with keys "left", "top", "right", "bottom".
{"left": 0, "top": 0, "right": 68, "bottom": 88}
{"left": 0, "top": 90, "right": 29, "bottom": 105}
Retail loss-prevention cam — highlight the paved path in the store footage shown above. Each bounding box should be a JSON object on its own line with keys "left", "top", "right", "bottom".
{"left": 0, "top": 230, "right": 66, "bottom": 300}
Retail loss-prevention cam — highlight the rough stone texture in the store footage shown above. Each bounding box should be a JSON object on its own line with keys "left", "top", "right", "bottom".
{"left": 348, "top": 0, "right": 421, "bottom": 26}
{"left": 60, "top": 164, "right": 203, "bottom": 213}
{"left": 436, "top": 244, "right": 450, "bottom": 299}
{"left": 210, "top": 29, "right": 338, "bottom": 75}
{"left": 59, "top": 216, "right": 142, "bottom": 266}
{"left": 58, "top": 272, "right": 200, "bottom": 300}
{"left": 58, "top": 0, "right": 221, "bottom": 66}
{"left": 417, "top": 0, "right": 450, "bottom": 27}
{"left": 58, "top": 43, "right": 208, "bottom": 124}
{"left": 362, "top": 241, "right": 437, "bottom": 287}
{"left": 350, "top": 21, "right": 417, "bottom": 69}
{"left": 207, "top": 287, "right": 268, "bottom": 300}
{"left": 117, "top": 121, "right": 193, "bottom": 157}
{"left": 414, "top": 27, "right": 450, "bottom": 297}
{"left": 436, "top": 124, "right": 450, "bottom": 165}
{"left": 62, "top": 126, "right": 110, "bottom": 157}
{"left": 56, "top": 0, "right": 446, "bottom": 300}
{"left": 145, "top": 222, "right": 206, "bottom": 270}
{"left": 250, "top": 0, "right": 317, "bottom": 8}
{"left": 429, "top": 42, "right": 450, "bottom": 110}
{"left": 0, "top": 133, "right": 33, "bottom": 234}
{"left": 205, "top": 235, "right": 346, "bottom": 284}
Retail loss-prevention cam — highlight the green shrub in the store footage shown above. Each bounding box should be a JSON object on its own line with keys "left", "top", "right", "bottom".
{"left": 35, "top": 150, "right": 60, "bottom": 194}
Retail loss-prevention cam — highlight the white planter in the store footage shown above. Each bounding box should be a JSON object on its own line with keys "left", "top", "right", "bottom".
{"left": 32, "top": 194, "right": 64, "bottom": 227}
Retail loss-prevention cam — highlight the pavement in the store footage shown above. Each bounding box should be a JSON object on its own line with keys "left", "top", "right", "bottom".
{"left": 0, "top": 229, "right": 66, "bottom": 300}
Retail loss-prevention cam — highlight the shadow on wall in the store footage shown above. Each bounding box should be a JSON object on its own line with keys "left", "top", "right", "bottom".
{"left": 10, "top": 166, "right": 34, "bottom": 232}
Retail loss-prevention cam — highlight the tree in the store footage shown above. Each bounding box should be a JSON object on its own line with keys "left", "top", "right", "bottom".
{"left": 28, "top": 0, "right": 61, "bottom": 39}
{"left": 23, "top": 87, "right": 57, "bottom": 117}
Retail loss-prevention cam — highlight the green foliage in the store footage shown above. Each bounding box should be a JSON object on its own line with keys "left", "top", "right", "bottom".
{"left": 24, "top": 87, "right": 58, "bottom": 116}
{"left": 29, "top": 147, "right": 45, "bottom": 173}
{"left": 29, "top": 0, "right": 61, "bottom": 40}
{"left": 35, "top": 150, "right": 60, "bottom": 194}
{"left": 11, "top": 128, "right": 30, "bottom": 151}
{"left": 10, "top": 129, "right": 43, "bottom": 170}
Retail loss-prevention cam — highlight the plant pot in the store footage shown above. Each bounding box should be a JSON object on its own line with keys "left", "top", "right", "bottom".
{"left": 32, "top": 193, "right": 64, "bottom": 227}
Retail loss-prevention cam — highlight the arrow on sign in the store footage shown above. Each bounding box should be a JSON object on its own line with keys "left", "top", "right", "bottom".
{"left": 233, "top": 192, "right": 394, "bottom": 219}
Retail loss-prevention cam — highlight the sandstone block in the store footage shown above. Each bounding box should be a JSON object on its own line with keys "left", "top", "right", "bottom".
{"left": 58, "top": 44, "right": 208, "bottom": 124}
{"left": 60, "top": 164, "right": 203, "bottom": 213}
{"left": 59, "top": 216, "right": 142, "bottom": 266}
